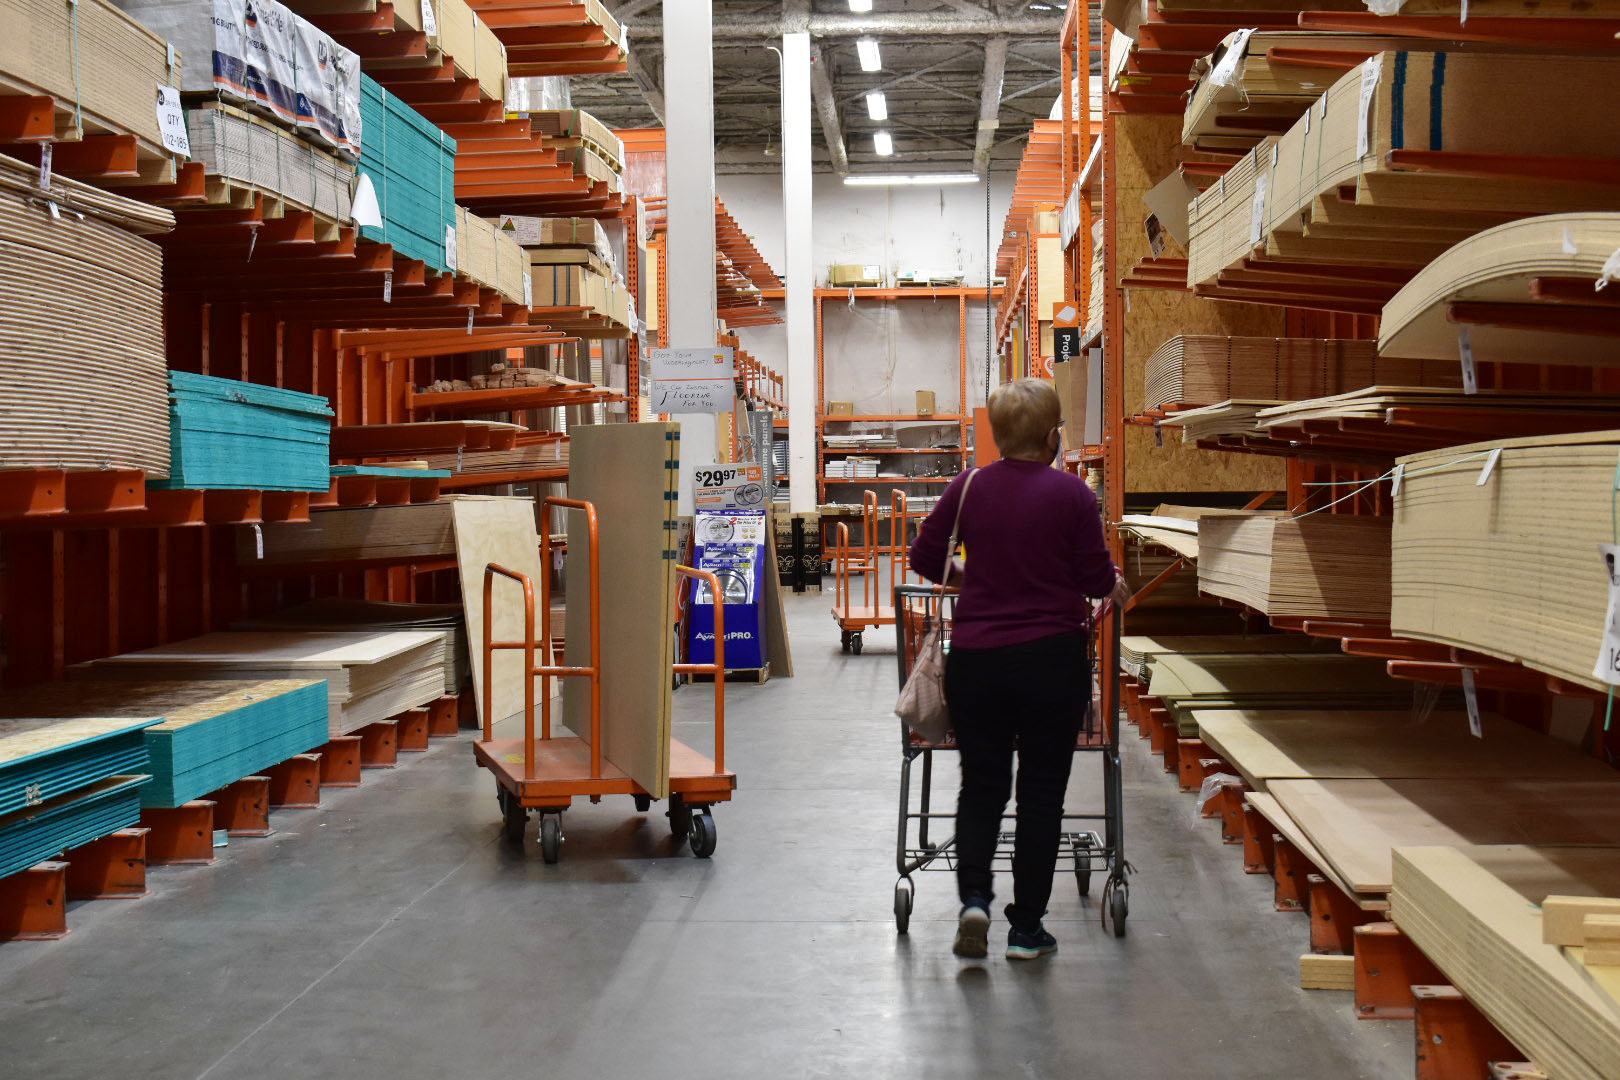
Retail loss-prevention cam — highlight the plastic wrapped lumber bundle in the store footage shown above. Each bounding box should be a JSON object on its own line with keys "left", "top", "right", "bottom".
{"left": 153, "top": 372, "right": 333, "bottom": 490}
{"left": 1144, "top": 336, "right": 1457, "bottom": 411}
{"left": 186, "top": 102, "right": 356, "bottom": 222}
{"left": 0, "top": 155, "right": 173, "bottom": 475}
{"left": 0, "top": 680, "right": 327, "bottom": 808}
{"left": 0, "top": 775, "right": 149, "bottom": 881}
{"left": 113, "top": 0, "right": 361, "bottom": 157}
{"left": 358, "top": 74, "right": 456, "bottom": 271}
{"left": 1197, "top": 513, "right": 1393, "bottom": 621}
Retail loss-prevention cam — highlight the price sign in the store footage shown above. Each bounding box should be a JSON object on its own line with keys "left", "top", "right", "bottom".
{"left": 688, "top": 462, "right": 766, "bottom": 511}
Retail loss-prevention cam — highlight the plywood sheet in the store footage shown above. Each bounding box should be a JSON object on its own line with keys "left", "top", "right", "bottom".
{"left": 450, "top": 496, "right": 544, "bottom": 726}
{"left": 1246, "top": 790, "right": 1385, "bottom": 911}
{"left": 563, "top": 423, "right": 679, "bottom": 798}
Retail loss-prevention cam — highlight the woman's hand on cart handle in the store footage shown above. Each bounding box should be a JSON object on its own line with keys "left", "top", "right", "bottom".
{"left": 1107, "top": 572, "right": 1132, "bottom": 610}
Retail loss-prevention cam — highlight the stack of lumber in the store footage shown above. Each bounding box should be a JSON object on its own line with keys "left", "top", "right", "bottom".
{"left": 530, "top": 262, "right": 631, "bottom": 327}
{"left": 1256, "top": 386, "right": 1620, "bottom": 432}
{"left": 528, "top": 242, "right": 614, "bottom": 280}
{"left": 0, "top": 775, "right": 149, "bottom": 882}
{"left": 1117, "top": 514, "right": 1199, "bottom": 559}
{"left": 0, "top": 716, "right": 153, "bottom": 816}
{"left": 186, "top": 102, "right": 356, "bottom": 223}
{"left": 236, "top": 599, "right": 467, "bottom": 694}
{"left": 116, "top": 0, "right": 361, "bottom": 158}
{"left": 1148, "top": 652, "right": 1420, "bottom": 733}
{"left": 75, "top": 632, "right": 448, "bottom": 735}
{"left": 1391, "top": 431, "right": 1620, "bottom": 692}
{"left": 472, "top": 0, "right": 625, "bottom": 77}
{"left": 1, "top": 0, "right": 176, "bottom": 164}
{"left": 152, "top": 372, "right": 333, "bottom": 491}
{"left": 1159, "top": 400, "right": 1280, "bottom": 443}
{"left": 468, "top": 363, "right": 563, "bottom": 390}
{"left": 1380, "top": 213, "right": 1620, "bottom": 368}
{"left": 358, "top": 74, "right": 457, "bottom": 271}
{"left": 1391, "top": 846, "right": 1620, "bottom": 1080}
{"left": 425, "top": 0, "right": 507, "bottom": 102}
{"left": 1144, "top": 336, "right": 1456, "bottom": 411}
{"left": 0, "top": 679, "right": 327, "bottom": 808}
{"left": 422, "top": 441, "right": 569, "bottom": 481}
{"left": 239, "top": 503, "right": 457, "bottom": 567}
{"left": 454, "top": 207, "right": 526, "bottom": 304}
{"left": 1197, "top": 513, "right": 1392, "bottom": 621}
{"left": 1185, "top": 53, "right": 1620, "bottom": 291}
{"left": 530, "top": 109, "right": 624, "bottom": 172}
{"left": 0, "top": 155, "right": 173, "bottom": 475}
{"left": 1119, "top": 633, "right": 1335, "bottom": 680}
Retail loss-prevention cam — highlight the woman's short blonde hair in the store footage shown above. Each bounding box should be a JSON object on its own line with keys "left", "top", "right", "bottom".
{"left": 988, "top": 378, "right": 1061, "bottom": 458}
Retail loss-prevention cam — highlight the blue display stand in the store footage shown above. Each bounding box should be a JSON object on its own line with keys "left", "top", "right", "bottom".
{"left": 687, "top": 509, "right": 768, "bottom": 670}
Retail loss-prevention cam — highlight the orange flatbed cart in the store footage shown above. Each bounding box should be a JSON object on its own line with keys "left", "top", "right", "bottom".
{"left": 471, "top": 496, "right": 735, "bottom": 863}
{"left": 830, "top": 490, "right": 919, "bottom": 654}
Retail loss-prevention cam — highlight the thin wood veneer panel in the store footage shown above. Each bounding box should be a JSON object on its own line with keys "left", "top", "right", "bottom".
{"left": 1197, "top": 514, "right": 1392, "bottom": 621}
{"left": 1269, "top": 778, "right": 1620, "bottom": 895}
{"left": 450, "top": 496, "right": 546, "bottom": 727}
{"left": 1194, "top": 709, "right": 1613, "bottom": 792}
{"left": 564, "top": 423, "right": 680, "bottom": 799}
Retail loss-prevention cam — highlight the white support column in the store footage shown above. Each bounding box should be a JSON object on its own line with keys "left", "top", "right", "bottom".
{"left": 663, "top": 2, "right": 719, "bottom": 495}
{"left": 782, "top": 31, "right": 817, "bottom": 514}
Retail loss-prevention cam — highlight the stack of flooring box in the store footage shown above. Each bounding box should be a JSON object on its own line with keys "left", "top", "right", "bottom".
{"left": 1144, "top": 336, "right": 1455, "bottom": 411}
{"left": 1147, "top": 651, "right": 1420, "bottom": 734}
{"left": 359, "top": 74, "right": 457, "bottom": 272}
{"left": 75, "top": 632, "right": 448, "bottom": 736}
{"left": 0, "top": 680, "right": 327, "bottom": 808}
{"left": 185, "top": 103, "right": 357, "bottom": 223}
{"left": 1380, "top": 213, "right": 1620, "bottom": 368}
{"left": 0, "top": 156, "right": 174, "bottom": 476}
{"left": 236, "top": 599, "right": 468, "bottom": 695}
{"left": 1390, "top": 431, "right": 1620, "bottom": 692}
{"left": 1185, "top": 53, "right": 1620, "bottom": 290}
{"left": 1197, "top": 514, "right": 1393, "bottom": 621}
{"left": 1391, "top": 846, "right": 1620, "bottom": 1080}
{"left": 153, "top": 372, "right": 334, "bottom": 491}
{"left": 454, "top": 207, "right": 527, "bottom": 304}
{"left": 241, "top": 503, "right": 458, "bottom": 567}
{"left": 0, "top": 715, "right": 154, "bottom": 880}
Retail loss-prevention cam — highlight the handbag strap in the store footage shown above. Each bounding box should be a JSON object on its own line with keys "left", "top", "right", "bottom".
{"left": 940, "top": 467, "right": 978, "bottom": 592}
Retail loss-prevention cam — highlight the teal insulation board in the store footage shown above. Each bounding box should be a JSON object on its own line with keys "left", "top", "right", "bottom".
{"left": 153, "top": 372, "right": 334, "bottom": 491}
{"left": 0, "top": 680, "right": 329, "bottom": 810}
{"left": 358, "top": 75, "right": 456, "bottom": 272}
{"left": 0, "top": 775, "right": 149, "bottom": 881}
{"left": 0, "top": 717, "right": 154, "bottom": 817}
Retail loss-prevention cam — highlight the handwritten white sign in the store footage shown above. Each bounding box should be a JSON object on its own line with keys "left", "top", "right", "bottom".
{"left": 650, "top": 346, "right": 735, "bottom": 414}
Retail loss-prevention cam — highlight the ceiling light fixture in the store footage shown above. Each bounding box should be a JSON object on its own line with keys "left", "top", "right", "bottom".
{"left": 856, "top": 38, "right": 882, "bottom": 72}
{"left": 873, "top": 130, "right": 893, "bottom": 156}
{"left": 848, "top": 0, "right": 873, "bottom": 10}
{"left": 866, "top": 92, "right": 887, "bottom": 121}
{"left": 843, "top": 173, "right": 981, "bottom": 186}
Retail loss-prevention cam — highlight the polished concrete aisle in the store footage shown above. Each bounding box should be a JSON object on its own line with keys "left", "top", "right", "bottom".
{"left": 0, "top": 592, "right": 1411, "bottom": 1079}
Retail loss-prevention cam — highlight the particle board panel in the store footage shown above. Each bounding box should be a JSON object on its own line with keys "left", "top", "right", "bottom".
{"left": 1195, "top": 709, "right": 1614, "bottom": 792}
{"left": 449, "top": 496, "right": 545, "bottom": 727}
{"left": 563, "top": 423, "right": 680, "bottom": 799}
{"left": 1269, "top": 778, "right": 1620, "bottom": 895}
{"left": 1114, "top": 112, "right": 1284, "bottom": 493}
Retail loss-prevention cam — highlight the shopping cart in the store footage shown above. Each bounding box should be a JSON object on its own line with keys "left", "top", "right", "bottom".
{"left": 891, "top": 583, "right": 1131, "bottom": 938}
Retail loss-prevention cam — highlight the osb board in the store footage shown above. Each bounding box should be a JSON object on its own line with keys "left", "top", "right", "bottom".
{"left": 450, "top": 496, "right": 544, "bottom": 726}
{"left": 1115, "top": 112, "right": 1283, "bottom": 493}
{"left": 564, "top": 423, "right": 679, "bottom": 799}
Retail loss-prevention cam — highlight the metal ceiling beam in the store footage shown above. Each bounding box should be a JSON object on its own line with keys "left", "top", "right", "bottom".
{"left": 626, "top": 14, "right": 1062, "bottom": 39}
{"left": 626, "top": 44, "right": 666, "bottom": 124}
{"left": 972, "top": 36, "right": 1008, "bottom": 174}
{"left": 809, "top": 43, "right": 849, "bottom": 176}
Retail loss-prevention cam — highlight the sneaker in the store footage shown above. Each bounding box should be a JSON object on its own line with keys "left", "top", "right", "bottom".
{"left": 1006, "top": 925, "right": 1058, "bottom": 960}
{"left": 953, "top": 904, "right": 991, "bottom": 958}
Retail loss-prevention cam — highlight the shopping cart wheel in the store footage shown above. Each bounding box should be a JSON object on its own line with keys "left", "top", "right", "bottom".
{"left": 667, "top": 793, "right": 690, "bottom": 841}
{"left": 851, "top": 632, "right": 864, "bottom": 655}
{"left": 633, "top": 793, "right": 652, "bottom": 813}
{"left": 540, "top": 814, "right": 563, "bottom": 865}
{"left": 1102, "top": 879, "right": 1129, "bottom": 939}
{"left": 893, "top": 878, "right": 914, "bottom": 934}
{"left": 1073, "top": 837, "right": 1093, "bottom": 897}
{"left": 689, "top": 810, "right": 717, "bottom": 858}
{"left": 498, "top": 786, "right": 526, "bottom": 843}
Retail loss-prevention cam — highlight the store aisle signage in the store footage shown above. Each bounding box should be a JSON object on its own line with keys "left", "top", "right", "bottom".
{"left": 687, "top": 463, "right": 767, "bottom": 511}
{"left": 650, "top": 346, "right": 736, "bottom": 413}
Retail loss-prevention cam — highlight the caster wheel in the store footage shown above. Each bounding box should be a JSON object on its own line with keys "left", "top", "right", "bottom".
{"left": 840, "top": 630, "right": 851, "bottom": 654}
{"left": 633, "top": 793, "right": 651, "bottom": 813}
{"left": 689, "top": 810, "right": 717, "bottom": 858}
{"left": 851, "top": 633, "right": 863, "bottom": 656}
{"left": 540, "top": 814, "right": 563, "bottom": 865}
{"left": 1074, "top": 837, "right": 1093, "bottom": 897}
{"left": 499, "top": 788, "right": 526, "bottom": 843}
{"left": 1102, "top": 881, "right": 1129, "bottom": 938}
{"left": 667, "top": 793, "right": 689, "bottom": 841}
{"left": 894, "top": 879, "right": 914, "bottom": 935}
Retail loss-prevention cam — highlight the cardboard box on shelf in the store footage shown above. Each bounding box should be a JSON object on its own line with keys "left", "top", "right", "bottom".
{"left": 828, "top": 264, "right": 882, "bottom": 286}
{"left": 915, "top": 391, "right": 936, "bottom": 416}
{"left": 827, "top": 401, "right": 854, "bottom": 416}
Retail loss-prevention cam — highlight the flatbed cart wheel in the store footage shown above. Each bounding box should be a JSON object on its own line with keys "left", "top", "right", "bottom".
{"left": 499, "top": 786, "right": 527, "bottom": 843}
{"left": 850, "top": 632, "right": 863, "bottom": 655}
{"left": 840, "top": 630, "right": 852, "bottom": 654}
{"left": 1101, "top": 879, "right": 1129, "bottom": 939}
{"left": 1073, "top": 837, "right": 1093, "bottom": 897}
{"left": 667, "top": 793, "right": 690, "bottom": 842}
{"left": 689, "top": 809, "right": 717, "bottom": 858}
{"left": 893, "top": 878, "right": 914, "bottom": 934}
{"left": 633, "top": 793, "right": 652, "bottom": 813}
{"left": 540, "top": 814, "right": 563, "bottom": 865}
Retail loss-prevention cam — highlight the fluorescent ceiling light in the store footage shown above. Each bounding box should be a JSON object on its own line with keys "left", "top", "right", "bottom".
{"left": 856, "top": 38, "right": 882, "bottom": 71}
{"left": 866, "top": 92, "right": 888, "bottom": 121}
{"left": 843, "top": 173, "right": 980, "bottom": 186}
{"left": 873, "top": 130, "right": 893, "bottom": 156}
{"left": 848, "top": 0, "right": 873, "bottom": 9}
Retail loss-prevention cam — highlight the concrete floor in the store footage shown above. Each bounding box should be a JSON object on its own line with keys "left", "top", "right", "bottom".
{"left": 0, "top": 591, "right": 1413, "bottom": 1079}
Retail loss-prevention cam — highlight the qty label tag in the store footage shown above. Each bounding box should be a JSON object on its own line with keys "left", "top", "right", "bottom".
{"left": 1461, "top": 669, "right": 1482, "bottom": 738}
{"left": 1592, "top": 542, "right": 1620, "bottom": 687}
{"left": 155, "top": 85, "right": 192, "bottom": 158}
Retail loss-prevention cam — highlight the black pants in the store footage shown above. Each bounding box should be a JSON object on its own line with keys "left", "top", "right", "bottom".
{"left": 944, "top": 630, "right": 1088, "bottom": 932}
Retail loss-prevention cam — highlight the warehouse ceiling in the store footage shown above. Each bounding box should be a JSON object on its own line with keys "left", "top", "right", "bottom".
{"left": 575, "top": 1, "right": 1081, "bottom": 175}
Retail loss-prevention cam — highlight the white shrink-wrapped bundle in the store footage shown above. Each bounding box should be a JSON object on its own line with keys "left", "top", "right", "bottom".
{"left": 113, "top": 0, "right": 360, "bottom": 157}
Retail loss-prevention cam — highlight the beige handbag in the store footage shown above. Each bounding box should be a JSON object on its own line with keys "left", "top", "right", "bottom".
{"left": 895, "top": 468, "right": 978, "bottom": 744}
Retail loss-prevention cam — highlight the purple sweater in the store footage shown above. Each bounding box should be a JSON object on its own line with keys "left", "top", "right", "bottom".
{"left": 908, "top": 459, "right": 1117, "bottom": 650}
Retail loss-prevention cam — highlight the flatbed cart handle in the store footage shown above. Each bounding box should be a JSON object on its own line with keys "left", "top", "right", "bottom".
{"left": 672, "top": 565, "right": 727, "bottom": 775}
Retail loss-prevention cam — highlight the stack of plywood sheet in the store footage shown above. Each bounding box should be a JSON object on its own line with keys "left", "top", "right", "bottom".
{"left": 1391, "top": 431, "right": 1620, "bottom": 693}
{"left": 422, "top": 441, "right": 570, "bottom": 482}
{"left": 0, "top": 679, "right": 327, "bottom": 808}
{"left": 1117, "top": 514, "right": 1199, "bottom": 559}
{"left": 1197, "top": 513, "right": 1393, "bottom": 621}
{"left": 1391, "top": 846, "right": 1620, "bottom": 1080}
{"left": 455, "top": 207, "right": 527, "bottom": 304}
{"left": 1257, "top": 387, "right": 1620, "bottom": 430}
{"left": 1380, "top": 213, "right": 1620, "bottom": 368}
{"left": 1119, "top": 633, "right": 1336, "bottom": 680}
{"left": 0, "top": 775, "right": 149, "bottom": 882}
{"left": 236, "top": 599, "right": 467, "bottom": 694}
{"left": 74, "top": 632, "right": 447, "bottom": 735}
{"left": 1185, "top": 53, "right": 1620, "bottom": 291}
{"left": 154, "top": 372, "right": 334, "bottom": 491}
{"left": 1144, "top": 336, "right": 1456, "bottom": 411}
{"left": 186, "top": 102, "right": 356, "bottom": 223}
{"left": 0, "top": 716, "right": 153, "bottom": 818}
{"left": 1147, "top": 652, "right": 1417, "bottom": 733}
{"left": 0, "top": 155, "right": 173, "bottom": 476}
{"left": 358, "top": 74, "right": 457, "bottom": 272}
{"left": 240, "top": 504, "right": 457, "bottom": 567}
{"left": 428, "top": 0, "right": 507, "bottom": 103}
{"left": 1159, "top": 400, "right": 1281, "bottom": 443}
